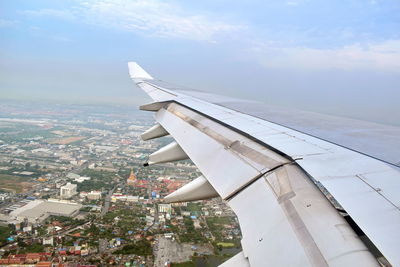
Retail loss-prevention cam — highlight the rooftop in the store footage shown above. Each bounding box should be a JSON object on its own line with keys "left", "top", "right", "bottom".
{"left": 9, "top": 200, "right": 82, "bottom": 223}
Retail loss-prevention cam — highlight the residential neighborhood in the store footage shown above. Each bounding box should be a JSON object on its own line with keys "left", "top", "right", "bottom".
{"left": 0, "top": 101, "right": 242, "bottom": 266}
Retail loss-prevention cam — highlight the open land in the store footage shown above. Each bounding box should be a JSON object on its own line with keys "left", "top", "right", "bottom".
{"left": 0, "top": 174, "right": 34, "bottom": 193}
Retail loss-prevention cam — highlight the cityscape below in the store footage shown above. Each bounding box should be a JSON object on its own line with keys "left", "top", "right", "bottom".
{"left": 0, "top": 100, "right": 242, "bottom": 267}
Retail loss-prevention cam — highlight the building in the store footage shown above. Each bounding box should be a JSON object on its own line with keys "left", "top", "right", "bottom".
{"left": 74, "top": 176, "right": 91, "bottom": 183}
{"left": 66, "top": 173, "right": 80, "bottom": 180}
{"left": 158, "top": 203, "right": 172, "bottom": 214}
{"left": 164, "top": 233, "right": 174, "bottom": 239}
{"left": 126, "top": 195, "right": 139, "bottom": 202}
{"left": 182, "top": 211, "right": 191, "bottom": 217}
{"left": 42, "top": 236, "right": 54, "bottom": 246}
{"left": 112, "top": 194, "right": 127, "bottom": 202}
{"left": 127, "top": 169, "right": 136, "bottom": 185}
{"left": 8, "top": 199, "right": 82, "bottom": 224}
{"left": 60, "top": 183, "right": 77, "bottom": 199}
{"left": 87, "top": 191, "right": 102, "bottom": 200}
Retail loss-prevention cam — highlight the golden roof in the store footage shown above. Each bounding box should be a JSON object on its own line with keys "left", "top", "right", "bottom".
{"left": 127, "top": 169, "right": 136, "bottom": 181}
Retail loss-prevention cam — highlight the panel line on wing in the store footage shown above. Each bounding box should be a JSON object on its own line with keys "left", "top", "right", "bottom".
{"left": 165, "top": 103, "right": 288, "bottom": 170}
{"left": 224, "top": 161, "right": 295, "bottom": 201}
{"left": 139, "top": 81, "right": 178, "bottom": 97}
{"left": 281, "top": 198, "right": 329, "bottom": 267}
{"left": 356, "top": 174, "right": 400, "bottom": 211}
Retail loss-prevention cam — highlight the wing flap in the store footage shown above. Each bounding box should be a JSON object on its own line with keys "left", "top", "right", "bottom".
{"left": 228, "top": 165, "right": 377, "bottom": 266}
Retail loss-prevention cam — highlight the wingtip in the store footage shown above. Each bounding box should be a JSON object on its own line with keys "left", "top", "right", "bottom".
{"left": 128, "top": 62, "right": 153, "bottom": 80}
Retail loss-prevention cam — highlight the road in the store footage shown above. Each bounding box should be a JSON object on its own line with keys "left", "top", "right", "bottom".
{"left": 99, "top": 238, "right": 108, "bottom": 253}
{"left": 101, "top": 183, "right": 121, "bottom": 216}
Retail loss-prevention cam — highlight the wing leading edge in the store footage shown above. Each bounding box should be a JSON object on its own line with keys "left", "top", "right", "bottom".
{"left": 128, "top": 62, "right": 400, "bottom": 266}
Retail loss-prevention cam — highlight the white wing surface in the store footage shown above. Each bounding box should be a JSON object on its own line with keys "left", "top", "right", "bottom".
{"left": 128, "top": 62, "right": 400, "bottom": 266}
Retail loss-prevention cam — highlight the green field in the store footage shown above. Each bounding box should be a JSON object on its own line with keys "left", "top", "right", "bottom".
{"left": 0, "top": 225, "right": 14, "bottom": 246}
{"left": 216, "top": 242, "right": 235, "bottom": 248}
{"left": 0, "top": 123, "right": 56, "bottom": 143}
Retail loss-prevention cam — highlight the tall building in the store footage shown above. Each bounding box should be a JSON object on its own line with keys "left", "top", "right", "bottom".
{"left": 127, "top": 169, "right": 136, "bottom": 185}
{"left": 158, "top": 203, "right": 172, "bottom": 214}
{"left": 60, "top": 183, "right": 77, "bottom": 199}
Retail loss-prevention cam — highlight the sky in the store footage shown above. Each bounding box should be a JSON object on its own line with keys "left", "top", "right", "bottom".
{"left": 0, "top": 0, "right": 399, "bottom": 125}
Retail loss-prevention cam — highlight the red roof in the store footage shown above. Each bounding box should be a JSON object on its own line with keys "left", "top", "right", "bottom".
{"left": 26, "top": 253, "right": 41, "bottom": 260}
{"left": 27, "top": 253, "right": 41, "bottom": 256}
{"left": 36, "top": 262, "right": 52, "bottom": 267}
{"left": 39, "top": 252, "right": 51, "bottom": 256}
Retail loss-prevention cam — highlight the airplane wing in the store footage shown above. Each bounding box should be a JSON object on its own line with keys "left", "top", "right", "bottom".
{"left": 128, "top": 62, "right": 400, "bottom": 266}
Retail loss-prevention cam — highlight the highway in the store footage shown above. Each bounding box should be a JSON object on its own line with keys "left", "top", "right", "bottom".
{"left": 101, "top": 183, "right": 121, "bottom": 216}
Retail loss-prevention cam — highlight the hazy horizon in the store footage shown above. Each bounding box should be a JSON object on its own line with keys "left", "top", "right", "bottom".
{"left": 1, "top": 0, "right": 399, "bottom": 126}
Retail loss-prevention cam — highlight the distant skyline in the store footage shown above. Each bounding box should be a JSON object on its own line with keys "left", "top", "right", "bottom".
{"left": 1, "top": 0, "right": 399, "bottom": 125}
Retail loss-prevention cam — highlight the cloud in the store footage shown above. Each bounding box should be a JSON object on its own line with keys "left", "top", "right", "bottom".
{"left": 286, "top": 1, "right": 299, "bottom": 6}
{"left": 19, "top": 1, "right": 400, "bottom": 73}
{"left": 22, "top": 9, "right": 75, "bottom": 21}
{"left": 22, "top": 0, "right": 243, "bottom": 41}
{"left": 0, "top": 19, "right": 18, "bottom": 28}
{"left": 79, "top": 0, "right": 243, "bottom": 41}
{"left": 250, "top": 40, "right": 400, "bottom": 72}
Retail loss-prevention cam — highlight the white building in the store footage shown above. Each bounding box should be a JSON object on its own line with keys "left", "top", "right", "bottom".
{"left": 60, "top": 183, "right": 77, "bottom": 199}
{"left": 146, "top": 215, "right": 154, "bottom": 225}
{"left": 164, "top": 233, "right": 174, "bottom": 239}
{"left": 43, "top": 236, "right": 54, "bottom": 246}
{"left": 9, "top": 199, "right": 82, "bottom": 224}
{"left": 158, "top": 203, "right": 172, "bottom": 214}
{"left": 0, "top": 193, "right": 9, "bottom": 201}
{"left": 126, "top": 196, "right": 139, "bottom": 202}
{"left": 23, "top": 226, "right": 32, "bottom": 232}
{"left": 87, "top": 191, "right": 102, "bottom": 200}
{"left": 66, "top": 173, "right": 80, "bottom": 180}
{"left": 74, "top": 176, "right": 91, "bottom": 183}
{"left": 182, "top": 211, "right": 191, "bottom": 217}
